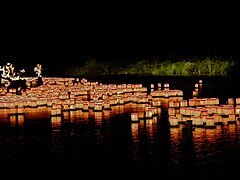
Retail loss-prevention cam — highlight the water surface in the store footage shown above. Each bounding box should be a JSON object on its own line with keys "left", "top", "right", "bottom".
{"left": 1, "top": 75, "right": 240, "bottom": 179}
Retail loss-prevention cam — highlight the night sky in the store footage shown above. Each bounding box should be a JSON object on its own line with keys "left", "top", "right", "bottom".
{"left": 1, "top": 1, "right": 239, "bottom": 75}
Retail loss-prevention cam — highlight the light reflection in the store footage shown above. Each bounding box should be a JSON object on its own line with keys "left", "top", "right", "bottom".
{"left": 156, "top": 107, "right": 161, "bottom": 115}
{"left": 94, "top": 119, "right": 102, "bottom": 127}
{"left": 103, "top": 110, "right": 111, "bottom": 120}
{"left": 88, "top": 109, "right": 95, "bottom": 119}
{"left": 138, "top": 119, "right": 146, "bottom": 131}
{"left": 124, "top": 102, "right": 137, "bottom": 112}
{"left": 70, "top": 110, "right": 83, "bottom": 121}
{"left": 3, "top": 77, "right": 240, "bottom": 178}
{"left": 204, "top": 128, "right": 216, "bottom": 142}
{"left": 69, "top": 110, "right": 78, "bottom": 118}
{"left": 192, "top": 127, "right": 205, "bottom": 142}
{"left": 82, "top": 111, "right": 89, "bottom": 121}
{"left": 228, "top": 124, "right": 237, "bottom": 137}
{"left": 24, "top": 107, "right": 48, "bottom": 120}
{"left": 131, "top": 123, "right": 139, "bottom": 142}
{"left": 0, "top": 109, "right": 8, "bottom": 122}
{"left": 62, "top": 111, "right": 70, "bottom": 120}
{"left": 9, "top": 114, "right": 17, "bottom": 125}
{"left": 36, "top": 106, "right": 50, "bottom": 117}
{"left": 77, "top": 110, "right": 84, "bottom": 119}
{"left": 131, "top": 122, "right": 140, "bottom": 162}
{"left": 118, "top": 105, "right": 125, "bottom": 114}
{"left": 94, "top": 111, "right": 103, "bottom": 121}
{"left": 51, "top": 116, "right": 62, "bottom": 128}
{"left": 17, "top": 114, "right": 25, "bottom": 126}
{"left": 145, "top": 119, "right": 153, "bottom": 126}
{"left": 170, "top": 126, "right": 181, "bottom": 144}
{"left": 145, "top": 118, "right": 157, "bottom": 137}
{"left": 152, "top": 116, "right": 158, "bottom": 123}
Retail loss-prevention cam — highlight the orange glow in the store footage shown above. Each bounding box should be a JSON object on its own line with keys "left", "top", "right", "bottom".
{"left": 17, "top": 114, "right": 25, "bottom": 125}
{"left": 51, "top": 116, "right": 62, "bottom": 127}
{"left": 9, "top": 114, "right": 17, "bottom": 125}
{"left": 131, "top": 123, "right": 139, "bottom": 142}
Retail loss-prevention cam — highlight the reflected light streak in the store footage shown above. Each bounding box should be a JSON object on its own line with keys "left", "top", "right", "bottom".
{"left": 62, "top": 111, "right": 70, "bottom": 120}
{"left": 111, "top": 105, "right": 120, "bottom": 115}
{"left": 103, "top": 110, "right": 111, "bottom": 120}
{"left": 138, "top": 119, "right": 146, "bottom": 132}
{"left": 145, "top": 118, "right": 157, "bottom": 137}
{"left": 170, "top": 127, "right": 181, "bottom": 144}
{"left": 51, "top": 116, "right": 62, "bottom": 128}
{"left": 88, "top": 109, "right": 95, "bottom": 119}
{"left": 94, "top": 119, "right": 102, "bottom": 127}
{"left": 228, "top": 124, "right": 237, "bottom": 137}
{"left": 131, "top": 123, "right": 139, "bottom": 142}
{"left": 9, "top": 115, "right": 17, "bottom": 126}
{"left": 17, "top": 114, "right": 25, "bottom": 126}
{"left": 24, "top": 107, "right": 50, "bottom": 120}
{"left": 192, "top": 127, "right": 205, "bottom": 142}
{"left": 204, "top": 129, "right": 216, "bottom": 142}
{"left": 0, "top": 109, "right": 9, "bottom": 122}
{"left": 118, "top": 105, "right": 125, "bottom": 114}
{"left": 83, "top": 111, "right": 89, "bottom": 121}
{"left": 94, "top": 111, "right": 103, "bottom": 121}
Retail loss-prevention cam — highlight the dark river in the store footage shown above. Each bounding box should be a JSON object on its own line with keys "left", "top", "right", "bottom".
{"left": 0, "top": 75, "right": 240, "bottom": 179}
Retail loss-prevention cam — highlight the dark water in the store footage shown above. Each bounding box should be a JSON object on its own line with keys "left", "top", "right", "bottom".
{"left": 1, "top": 75, "right": 240, "bottom": 179}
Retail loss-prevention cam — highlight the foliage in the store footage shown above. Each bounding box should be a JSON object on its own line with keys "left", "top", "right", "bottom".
{"left": 64, "top": 56, "right": 237, "bottom": 77}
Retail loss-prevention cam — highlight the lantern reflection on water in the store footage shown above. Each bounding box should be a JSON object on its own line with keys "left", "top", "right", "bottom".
{"left": 9, "top": 114, "right": 25, "bottom": 126}
{"left": 103, "top": 110, "right": 111, "bottom": 120}
{"left": 131, "top": 123, "right": 139, "bottom": 142}
{"left": 51, "top": 116, "right": 62, "bottom": 128}
{"left": 145, "top": 119, "right": 155, "bottom": 137}
{"left": 94, "top": 111, "right": 103, "bottom": 120}
{"left": 82, "top": 111, "right": 89, "bottom": 120}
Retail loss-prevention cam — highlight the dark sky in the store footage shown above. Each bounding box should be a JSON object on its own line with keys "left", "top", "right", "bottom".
{"left": 1, "top": 1, "right": 239, "bottom": 74}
